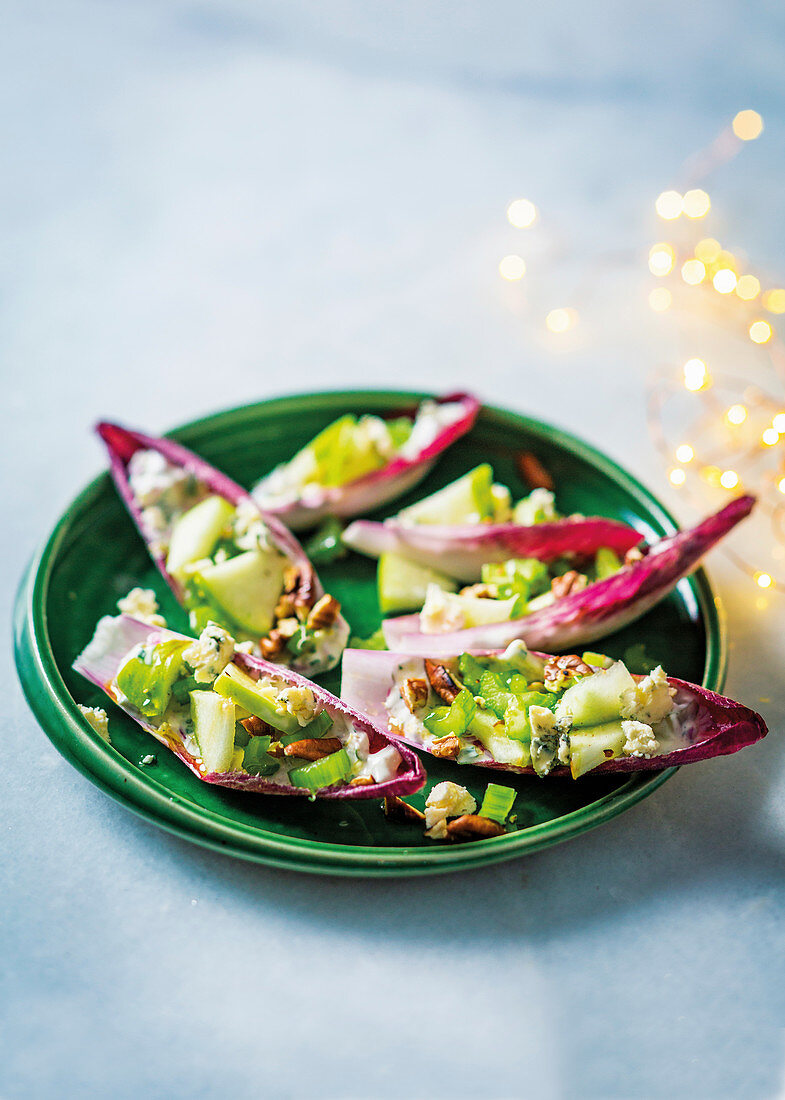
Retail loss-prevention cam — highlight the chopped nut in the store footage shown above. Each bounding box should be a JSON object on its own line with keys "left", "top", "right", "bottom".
{"left": 401, "top": 677, "right": 429, "bottom": 712}
{"left": 383, "top": 795, "right": 426, "bottom": 824}
{"left": 424, "top": 659, "right": 461, "bottom": 704}
{"left": 430, "top": 734, "right": 461, "bottom": 759}
{"left": 624, "top": 545, "right": 647, "bottom": 566}
{"left": 241, "top": 716, "right": 274, "bottom": 737}
{"left": 274, "top": 592, "right": 297, "bottom": 620}
{"left": 283, "top": 565, "right": 301, "bottom": 594}
{"left": 550, "top": 570, "right": 588, "bottom": 599}
{"left": 517, "top": 451, "right": 554, "bottom": 491}
{"left": 459, "top": 583, "right": 498, "bottom": 599}
{"left": 259, "top": 631, "right": 286, "bottom": 659}
{"left": 306, "top": 594, "right": 341, "bottom": 631}
{"left": 543, "top": 653, "right": 593, "bottom": 688}
{"left": 446, "top": 814, "right": 506, "bottom": 841}
{"left": 349, "top": 775, "right": 375, "bottom": 787}
{"left": 283, "top": 737, "right": 343, "bottom": 761}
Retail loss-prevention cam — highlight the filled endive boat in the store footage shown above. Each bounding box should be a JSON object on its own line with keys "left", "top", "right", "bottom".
{"left": 341, "top": 643, "right": 767, "bottom": 780}
{"left": 74, "top": 615, "right": 425, "bottom": 799}
{"left": 97, "top": 421, "right": 350, "bottom": 675}
{"left": 378, "top": 495, "right": 755, "bottom": 654}
{"left": 251, "top": 393, "right": 480, "bottom": 530}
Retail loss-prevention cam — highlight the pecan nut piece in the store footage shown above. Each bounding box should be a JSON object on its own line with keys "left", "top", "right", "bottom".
{"left": 516, "top": 451, "right": 554, "bottom": 491}
{"left": 459, "top": 583, "right": 498, "bottom": 599}
{"left": 241, "top": 715, "right": 274, "bottom": 737}
{"left": 424, "top": 659, "right": 461, "bottom": 704}
{"left": 349, "top": 775, "right": 375, "bottom": 787}
{"left": 550, "top": 570, "right": 588, "bottom": 599}
{"left": 306, "top": 594, "right": 341, "bottom": 631}
{"left": 383, "top": 795, "right": 426, "bottom": 824}
{"left": 283, "top": 737, "right": 343, "bottom": 761}
{"left": 274, "top": 592, "right": 297, "bottom": 621}
{"left": 446, "top": 815, "right": 506, "bottom": 841}
{"left": 543, "top": 653, "right": 593, "bottom": 686}
{"left": 401, "top": 677, "right": 429, "bottom": 712}
{"left": 430, "top": 734, "right": 461, "bottom": 759}
{"left": 259, "top": 631, "right": 286, "bottom": 659}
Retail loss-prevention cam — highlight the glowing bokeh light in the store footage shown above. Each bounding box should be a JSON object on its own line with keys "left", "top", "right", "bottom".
{"left": 681, "top": 259, "right": 706, "bottom": 285}
{"left": 545, "top": 308, "right": 576, "bottom": 333}
{"left": 649, "top": 287, "right": 672, "bottom": 312}
{"left": 656, "top": 191, "right": 683, "bottom": 220}
{"left": 682, "top": 189, "right": 711, "bottom": 218}
{"left": 772, "top": 413, "right": 785, "bottom": 433}
{"left": 749, "top": 320, "right": 773, "bottom": 344}
{"left": 695, "top": 238, "right": 721, "bottom": 264}
{"left": 507, "top": 199, "right": 538, "bottom": 228}
{"left": 733, "top": 110, "right": 764, "bottom": 141}
{"left": 683, "top": 358, "right": 709, "bottom": 391}
{"left": 649, "top": 243, "right": 675, "bottom": 277}
{"left": 762, "top": 428, "right": 779, "bottom": 446}
{"left": 736, "top": 274, "right": 761, "bottom": 301}
{"left": 713, "top": 268, "right": 738, "bottom": 294}
{"left": 676, "top": 444, "right": 694, "bottom": 463}
{"left": 778, "top": 477, "right": 785, "bottom": 494}
{"left": 720, "top": 470, "right": 739, "bottom": 489}
{"left": 726, "top": 405, "right": 748, "bottom": 425}
{"left": 754, "top": 571, "right": 773, "bottom": 589}
{"left": 499, "top": 254, "right": 526, "bottom": 280}
{"left": 763, "top": 288, "right": 785, "bottom": 314}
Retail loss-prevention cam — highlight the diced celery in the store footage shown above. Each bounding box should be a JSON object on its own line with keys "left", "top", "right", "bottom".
{"left": 242, "top": 735, "right": 279, "bottom": 776}
{"left": 503, "top": 691, "right": 553, "bottom": 740}
{"left": 479, "top": 783, "right": 517, "bottom": 823}
{"left": 304, "top": 517, "right": 346, "bottom": 565}
{"left": 423, "top": 689, "right": 476, "bottom": 738}
{"left": 288, "top": 748, "right": 352, "bottom": 792}
{"left": 595, "top": 546, "right": 622, "bottom": 580}
{"left": 115, "top": 640, "right": 188, "bottom": 719}
{"left": 277, "top": 711, "right": 333, "bottom": 746}
{"left": 233, "top": 723, "right": 251, "bottom": 748}
{"left": 479, "top": 670, "right": 512, "bottom": 718}
{"left": 458, "top": 653, "right": 491, "bottom": 691}
{"left": 385, "top": 417, "right": 413, "bottom": 449}
{"left": 581, "top": 651, "right": 614, "bottom": 669}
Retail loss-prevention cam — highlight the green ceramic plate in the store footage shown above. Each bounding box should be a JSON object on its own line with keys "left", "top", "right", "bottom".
{"left": 14, "top": 391, "right": 725, "bottom": 876}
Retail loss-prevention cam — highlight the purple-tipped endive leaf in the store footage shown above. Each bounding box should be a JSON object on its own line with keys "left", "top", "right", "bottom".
{"left": 251, "top": 393, "right": 481, "bottom": 530}
{"left": 74, "top": 615, "right": 425, "bottom": 799}
{"left": 96, "top": 421, "right": 349, "bottom": 673}
{"left": 343, "top": 515, "right": 642, "bottom": 583}
{"left": 382, "top": 496, "right": 755, "bottom": 654}
{"left": 340, "top": 648, "right": 767, "bottom": 778}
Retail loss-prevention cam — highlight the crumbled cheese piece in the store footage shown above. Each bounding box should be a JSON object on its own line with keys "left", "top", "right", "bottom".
{"left": 514, "top": 488, "right": 558, "bottom": 525}
{"left": 354, "top": 415, "right": 396, "bottom": 461}
{"left": 424, "top": 781, "right": 477, "bottom": 839}
{"left": 277, "top": 685, "right": 318, "bottom": 726}
{"left": 622, "top": 719, "right": 660, "bottom": 758}
{"left": 127, "top": 449, "right": 188, "bottom": 508}
{"left": 233, "top": 498, "right": 270, "bottom": 552}
{"left": 78, "top": 705, "right": 111, "bottom": 743}
{"left": 182, "top": 622, "right": 236, "bottom": 684}
{"left": 620, "top": 665, "right": 675, "bottom": 725}
{"left": 420, "top": 586, "right": 466, "bottom": 635}
{"left": 398, "top": 400, "right": 464, "bottom": 460}
{"left": 117, "top": 587, "right": 167, "bottom": 627}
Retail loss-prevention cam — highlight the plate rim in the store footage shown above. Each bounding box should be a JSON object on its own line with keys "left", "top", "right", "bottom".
{"left": 13, "top": 389, "right": 727, "bottom": 876}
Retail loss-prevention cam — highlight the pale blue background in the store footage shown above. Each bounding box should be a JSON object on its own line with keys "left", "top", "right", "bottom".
{"left": 4, "top": 3, "right": 785, "bottom": 1098}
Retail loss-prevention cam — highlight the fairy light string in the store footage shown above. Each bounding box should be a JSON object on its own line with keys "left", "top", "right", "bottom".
{"left": 500, "top": 108, "right": 784, "bottom": 592}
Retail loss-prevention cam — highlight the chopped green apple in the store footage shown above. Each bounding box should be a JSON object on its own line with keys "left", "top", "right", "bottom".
{"left": 166, "top": 495, "right": 236, "bottom": 577}
{"left": 213, "top": 663, "right": 301, "bottom": 735}
{"left": 569, "top": 722, "right": 627, "bottom": 779}
{"left": 196, "top": 547, "right": 287, "bottom": 635}
{"left": 396, "top": 465, "right": 496, "bottom": 525}
{"left": 555, "top": 661, "right": 636, "bottom": 728}
{"left": 378, "top": 552, "right": 458, "bottom": 613}
{"left": 421, "top": 587, "right": 520, "bottom": 632}
{"left": 190, "top": 690, "right": 237, "bottom": 773}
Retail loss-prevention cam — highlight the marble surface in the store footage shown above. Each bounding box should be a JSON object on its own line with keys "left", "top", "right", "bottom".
{"left": 4, "top": 3, "right": 785, "bottom": 1097}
